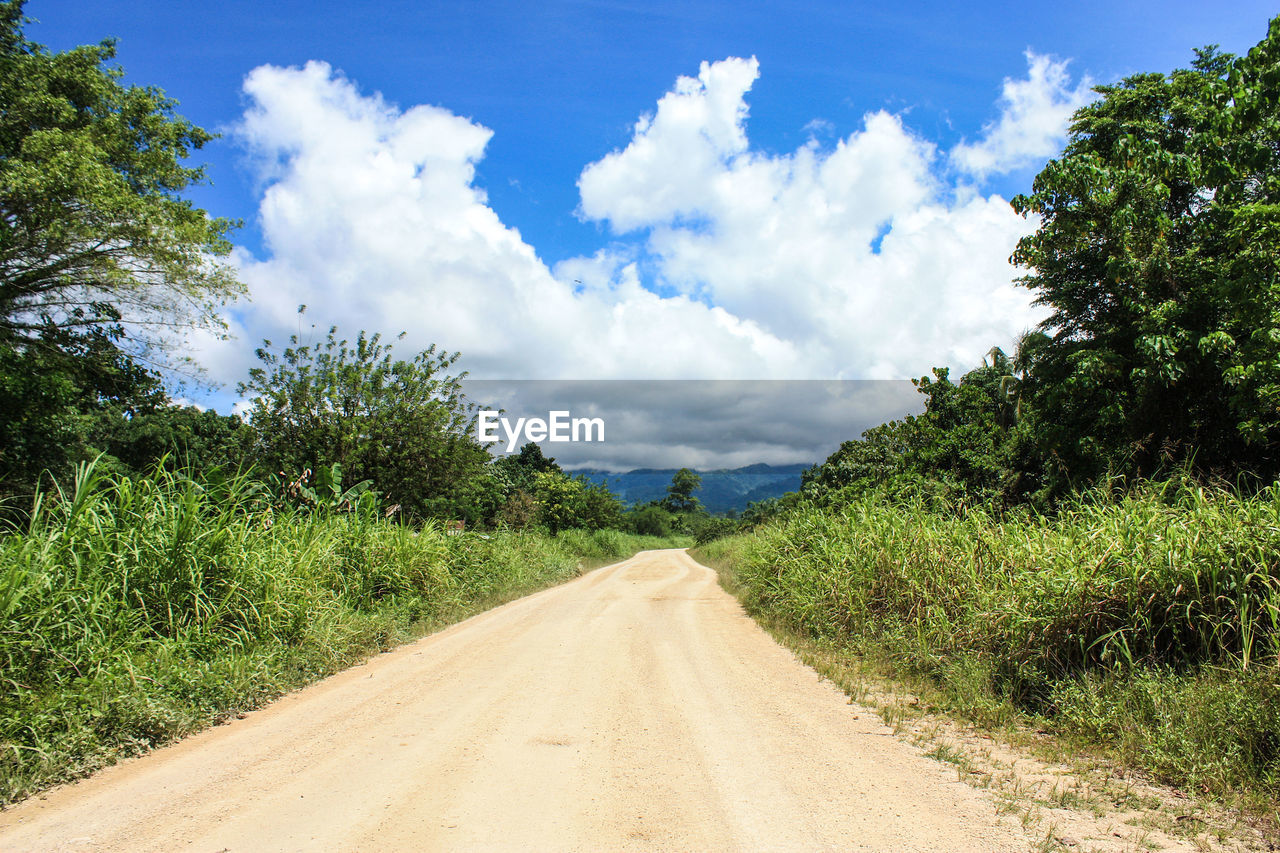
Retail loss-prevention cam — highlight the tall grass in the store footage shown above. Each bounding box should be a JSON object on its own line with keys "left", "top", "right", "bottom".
{"left": 698, "top": 481, "right": 1280, "bottom": 799}
{"left": 0, "top": 462, "right": 678, "bottom": 805}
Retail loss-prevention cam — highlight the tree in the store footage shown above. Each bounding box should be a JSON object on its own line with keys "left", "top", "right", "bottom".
{"left": 0, "top": 3, "right": 243, "bottom": 501}
{"left": 907, "top": 364, "right": 1018, "bottom": 501}
{"left": 239, "top": 325, "right": 488, "bottom": 520}
{"left": 89, "top": 404, "right": 251, "bottom": 480}
{"left": 800, "top": 363, "right": 1024, "bottom": 507}
{"left": 0, "top": 323, "right": 166, "bottom": 500}
{"left": 493, "top": 442, "right": 562, "bottom": 492}
{"left": 684, "top": 513, "right": 738, "bottom": 544}
{"left": 523, "top": 469, "right": 623, "bottom": 533}
{"left": 662, "top": 467, "right": 702, "bottom": 513}
{"left": 628, "top": 504, "right": 673, "bottom": 537}
{"left": 498, "top": 488, "right": 538, "bottom": 530}
{"left": 531, "top": 470, "right": 584, "bottom": 534}
{"left": 1011, "top": 19, "right": 1280, "bottom": 489}
{"left": 802, "top": 417, "right": 924, "bottom": 498}
{"left": 576, "top": 480, "right": 624, "bottom": 530}
{"left": 0, "top": 1, "right": 240, "bottom": 357}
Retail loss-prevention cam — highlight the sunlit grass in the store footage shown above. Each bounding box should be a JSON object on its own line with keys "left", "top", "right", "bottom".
{"left": 698, "top": 480, "right": 1280, "bottom": 801}
{"left": 0, "top": 461, "right": 677, "bottom": 805}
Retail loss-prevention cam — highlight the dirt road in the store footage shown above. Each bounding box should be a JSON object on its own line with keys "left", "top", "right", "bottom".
{"left": 0, "top": 549, "right": 1028, "bottom": 851}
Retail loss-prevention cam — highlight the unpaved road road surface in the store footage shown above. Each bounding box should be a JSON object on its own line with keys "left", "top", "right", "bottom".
{"left": 0, "top": 549, "right": 1027, "bottom": 851}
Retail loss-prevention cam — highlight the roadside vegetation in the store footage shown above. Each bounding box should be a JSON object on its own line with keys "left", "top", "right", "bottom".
{"left": 0, "top": 460, "right": 681, "bottom": 805}
{"left": 0, "top": 3, "right": 688, "bottom": 806}
{"left": 699, "top": 481, "right": 1280, "bottom": 803}
{"left": 701, "top": 17, "right": 1280, "bottom": 816}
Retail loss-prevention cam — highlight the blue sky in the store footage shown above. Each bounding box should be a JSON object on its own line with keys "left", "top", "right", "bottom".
{"left": 26, "top": 1, "right": 1280, "bottom": 412}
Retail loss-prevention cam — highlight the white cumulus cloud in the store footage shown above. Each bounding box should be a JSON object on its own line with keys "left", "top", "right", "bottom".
{"left": 951, "top": 51, "right": 1094, "bottom": 178}
{"left": 199, "top": 52, "right": 1090, "bottom": 400}
{"left": 578, "top": 57, "right": 760, "bottom": 231}
{"left": 574, "top": 55, "right": 1078, "bottom": 377}
{"left": 203, "top": 60, "right": 803, "bottom": 387}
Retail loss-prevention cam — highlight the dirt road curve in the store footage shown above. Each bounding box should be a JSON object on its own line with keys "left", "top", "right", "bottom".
{"left": 0, "top": 549, "right": 1027, "bottom": 852}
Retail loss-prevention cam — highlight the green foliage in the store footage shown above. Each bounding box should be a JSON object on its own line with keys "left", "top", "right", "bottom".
{"left": 798, "top": 20, "right": 1280, "bottom": 511}
{"left": 239, "top": 324, "right": 488, "bottom": 522}
{"left": 801, "top": 419, "right": 919, "bottom": 496}
{"left": 619, "top": 467, "right": 730, "bottom": 541}
{"left": 0, "top": 0, "right": 240, "bottom": 351}
{"left": 492, "top": 442, "right": 562, "bottom": 493}
{"left": 531, "top": 469, "right": 585, "bottom": 534}
{"left": 662, "top": 467, "right": 702, "bottom": 512}
{"left": 89, "top": 405, "right": 251, "bottom": 481}
{"left": 497, "top": 488, "right": 538, "bottom": 530}
{"left": 683, "top": 512, "right": 738, "bottom": 544}
{"left": 0, "top": 461, "right": 676, "bottom": 805}
{"left": 575, "top": 478, "right": 625, "bottom": 530}
{"left": 627, "top": 503, "right": 673, "bottom": 537}
{"left": 276, "top": 462, "right": 377, "bottom": 515}
{"left": 802, "top": 353, "right": 1030, "bottom": 508}
{"left": 908, "top": 362, "right": 1019, "bottom": 499}
{"left": 529, "top": 469, "right": 624, "bottom": 534}
{"left": 479, "top": 444, "right": 626, "bottom": 533}
{"left": 1012, "top": 19, "right": 1280, "bottom": 490}
{"left": 0, "top": 325, "right": 167, "bottom": 501}
{"left": 739, "top": 492, "right": 801, "bottom": 527}
{"left": 0, "top": 2, "right": 242, "bottom": 504}
{"left": 0, "top": 339, "right": 84, "bottom": 498}
{"left": 553, "top": 526, "right": 689, "bottom": 564}
{"left": 1050, "top": 667, "right": 1280, "bottom": 795}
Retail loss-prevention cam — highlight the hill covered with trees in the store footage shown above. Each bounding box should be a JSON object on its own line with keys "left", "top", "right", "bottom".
{"left": 579, "top": 462, "right": 806, "bottom": 514}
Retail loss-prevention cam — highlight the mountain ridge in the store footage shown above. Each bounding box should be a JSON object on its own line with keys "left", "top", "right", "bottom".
{"left": 577, "top": 462, "right": 808, "bottom": 514}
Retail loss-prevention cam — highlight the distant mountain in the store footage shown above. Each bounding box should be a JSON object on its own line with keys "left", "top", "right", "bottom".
{"left": 578, "top": 462, "right": 808, "bottom": 514}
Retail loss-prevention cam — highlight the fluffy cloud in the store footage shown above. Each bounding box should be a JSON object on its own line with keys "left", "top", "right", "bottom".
{"left": 576, "top": 53, "right": 1082, "bottom": 377}
{"left": 578, "top": 57, "right": 760, "bottom": 231}
{"left": 951, "top": 52, "right": 1094, "bottom": 178}
{"left": 206, "top": 61, "right": 802, "bottom": 386}
{"left": 200, "top": 52, "right": 1089, "bottom": 406}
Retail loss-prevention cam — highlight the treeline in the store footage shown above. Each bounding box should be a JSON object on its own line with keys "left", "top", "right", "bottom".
{"left": 0, "top": 0, "right": 638, "bottom": 537}
{"left": 2, "top": 311, "right": 746, "bottom": 539}
{"left": 1, "top": 308, "right": 752, "bottom": 540}
{"left": 764, "top": 21, "right": 1280, "bottom": 517}
{"left": 703, "top": 18, "right": 1280, "bottom": 808}
{"left": 1, "top": 318, "right": 659, "bottom": 536}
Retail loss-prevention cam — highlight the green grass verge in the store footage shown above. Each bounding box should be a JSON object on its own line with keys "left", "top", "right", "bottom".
{"left": 694, "top": 481, "right": 1280, "bottom": 808}
{"left": 0, "top": 463, "right": 681, "bottom": 806}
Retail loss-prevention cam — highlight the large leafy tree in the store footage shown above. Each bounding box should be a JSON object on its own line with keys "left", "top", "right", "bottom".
{"left": 493, "top": 442, "right": 562, "bottom": 492}
{"left": 0, "top": 1, "right": 240, "bottom": 354}
{"left": 0, "top": 1, "right": 242, "bottom": 499}
{"left": 1012, "top": 18, "right": 1280, "bottom": 488}
{"left": 905, "top": 363, "right": 1017, "bottom": 499}
{"left": 240, "top": 326, "right": 489, "bottom": 520}
{"left": 801, "top": 356, "right": 1028, "bottom": 506}
{"left": 662, "top": 467, "right": 702, "bottom": 513}
{"left": 801, "top": 418, "right": 922, "bottom": 498}
{"left": 498, "top": 448, "right": 623, "bottom": 533}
